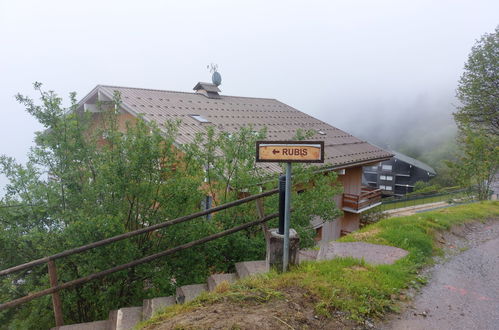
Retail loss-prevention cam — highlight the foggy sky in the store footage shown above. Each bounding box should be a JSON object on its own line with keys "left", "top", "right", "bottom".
{"left": 1, "top": 0, "right": 498, "bottom": 190}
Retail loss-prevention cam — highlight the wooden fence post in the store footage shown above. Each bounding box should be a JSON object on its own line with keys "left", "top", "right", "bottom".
{"left": 47, "top": 260, "right": 64, "bottom": 327}
{"left": 256, "top": 198, "right": 270, "bottom": 241}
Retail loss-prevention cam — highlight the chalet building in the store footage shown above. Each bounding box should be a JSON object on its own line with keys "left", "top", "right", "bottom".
{"left": 77, "top": 82, "right": 392, "bottom": 242}
{"left": 363, "top": 150, "right": 436, "bottom": 196}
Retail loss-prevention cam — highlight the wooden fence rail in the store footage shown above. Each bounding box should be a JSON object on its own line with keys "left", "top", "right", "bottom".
{"left": 0, "top": 189, "right": 279, "bottom": 326}
{"left": 0, "top": 188, "right": 278, "bottom": 277}
{"left": 0, "top": 212, "right": 278, "bottom": 312}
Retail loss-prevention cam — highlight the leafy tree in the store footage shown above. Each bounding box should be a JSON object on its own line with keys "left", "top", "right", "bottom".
{"left": 451, "top": 27, "right": 499, "bottom": 200}
{"left": 1, "top": 84, "right": 207, "bottom": 328}
{"left": 0, "top": 83, "right": 341, "bottom": 329}
{"left": 448, "top": 129, "right": 498, "bottom": 200}
{"left": 454, "top": 26, "right": 499, "bottom": 135}
{"left": 411, "top": 181, "right": 441, "bottom": 195}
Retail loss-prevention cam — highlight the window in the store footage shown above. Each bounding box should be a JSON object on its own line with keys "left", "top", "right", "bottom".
{"left": 386, "top": 175, "right": 393, "bottom": 181}
{"left": 379, "top": 185, "right": 386, "bottom": 190}
{"left": 385, "top": 186, "right": 393, "bottom": 191}
{"left": 382, "top": 164, "right": 392, "bottom": 171}
{"left": 190, "top": 114, "right": 210, "bottom": 123}
{"left": 380, "top": 175, "right": 386, "bottom": 180}
{"left": 371, "top": 166, "right": 377, "bottom": 170}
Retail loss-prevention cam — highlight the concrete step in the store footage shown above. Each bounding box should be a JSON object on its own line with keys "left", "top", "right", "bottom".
{"left": 207, "top": 273, "right": 237, "bottom": 291}
{"left": 176, "top": 283, "right": 208, "bottom": 304}
{"left": 109, "top": 306, "right": 142, "bottom": 330}
{"left": 235, "top": 260, "right": 268, "bottom": 279}
{"left": 142, "top": 296, "right": 175, "bottom": 320}
{"left": 298, "top": 248, "right": 319, "bottom": 263}
{"left": 51, "top": 320, "right": 109, "bottom": 330}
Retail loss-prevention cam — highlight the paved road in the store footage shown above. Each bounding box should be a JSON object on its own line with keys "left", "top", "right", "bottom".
{"left": 385, "top": 223, "right": 499, "bottom": 330}
{"left": 492, "top": 172, "right": 499, "bottom": 200}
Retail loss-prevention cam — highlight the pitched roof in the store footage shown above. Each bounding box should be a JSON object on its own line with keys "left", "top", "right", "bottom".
{"left": 390, "top": 150, "right": 436, "bottom": 175}
{"left": 78, "top": 84, "right": 392, "bottom": 173}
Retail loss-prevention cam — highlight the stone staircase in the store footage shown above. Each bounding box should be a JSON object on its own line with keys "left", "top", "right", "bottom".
{"left": 51, "top": 242, "right": 408, "bottom": 330}
{"left": 52, "top": 260, "right": 268, "bottom": 330}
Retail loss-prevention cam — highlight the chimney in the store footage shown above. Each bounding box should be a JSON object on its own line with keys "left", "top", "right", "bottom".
{"left": 193, "top": 82, "right": 221, "bottom": 99}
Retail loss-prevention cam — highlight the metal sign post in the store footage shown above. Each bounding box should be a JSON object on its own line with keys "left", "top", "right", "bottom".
{"left": 278, "top": 175, "right": 286, "bottom": 234}
{"left": 256, "top": 141, "right": 324, "bottom": 272}
{"left": 283, "top": 162, "right": 292, "bottom": 272}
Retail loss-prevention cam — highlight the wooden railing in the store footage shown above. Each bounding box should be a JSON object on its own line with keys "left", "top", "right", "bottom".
{"left": 0, "top": 189, "right": 279, "bottom": 327}
{"left": 342, "top": 186, "right": 382, "bottom": 212}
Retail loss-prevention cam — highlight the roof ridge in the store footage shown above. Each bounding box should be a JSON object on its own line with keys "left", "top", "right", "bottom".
{"left": 98, "top": 84, "right": 196, "bottom": 95}
{"left": 388, "top": 149, "right": 436, "bottom": 174}
{"left": 97, "top": 84, "right": 279, "bottom": 101}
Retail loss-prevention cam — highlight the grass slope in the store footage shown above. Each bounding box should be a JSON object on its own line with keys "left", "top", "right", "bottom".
{"left": 139, "top": 201, "right": 499, "bottom": 329}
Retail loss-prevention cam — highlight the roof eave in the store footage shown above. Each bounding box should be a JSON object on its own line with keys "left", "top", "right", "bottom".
{"left": 97, "top": 87, "right": 185, "bottom": 150}
{"left": 319, "top": 155, "right": 394, "bottom": 173}
{"left": 76, "top": 85, "right": 101, "bottom": 112}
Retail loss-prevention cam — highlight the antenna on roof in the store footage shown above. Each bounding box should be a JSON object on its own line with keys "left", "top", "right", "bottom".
{"left": 207, "top": 63, "right": 222, "bottom": 86}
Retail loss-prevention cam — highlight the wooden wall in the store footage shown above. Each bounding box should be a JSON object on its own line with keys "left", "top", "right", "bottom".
{"left": 318, "top": 166, "right": 363, "bottom": 241}
{"left": 337, "top": 167, "right": 362, "bottom": 196}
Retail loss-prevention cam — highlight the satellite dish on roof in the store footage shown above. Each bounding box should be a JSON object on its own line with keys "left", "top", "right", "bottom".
{"left": 212, "top": 71, "right": 222, "bottom": 86}
{"left": 208, "top": 63, "right": 222, "bottom": 86}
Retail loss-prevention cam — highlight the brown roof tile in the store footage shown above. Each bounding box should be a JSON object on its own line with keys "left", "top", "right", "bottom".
{"left": 85, "top": 85, "right": 392, "bottom": 171}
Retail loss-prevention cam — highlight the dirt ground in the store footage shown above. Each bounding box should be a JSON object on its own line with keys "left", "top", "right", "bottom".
{"left": 143, "top": 288, "right": 361, "bottom": 330}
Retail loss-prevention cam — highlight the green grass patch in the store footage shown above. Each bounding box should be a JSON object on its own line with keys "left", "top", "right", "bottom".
{"left": 274, "top": 257, "right": 409, "bottom": 320}
{"left": 139, "top": 201, "right": 499, "bottom": 328}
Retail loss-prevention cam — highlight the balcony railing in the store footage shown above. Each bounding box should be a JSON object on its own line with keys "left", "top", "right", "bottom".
{"left": 395, "top": 171, "right": 411, "bottom": 177}
{"left": 342, "top": 186, "right": 382, "bottom": 213}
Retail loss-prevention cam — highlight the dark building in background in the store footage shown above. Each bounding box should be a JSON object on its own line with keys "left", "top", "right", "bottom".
{"left": 363, "top": 150, "right": 436, "bottom": 196}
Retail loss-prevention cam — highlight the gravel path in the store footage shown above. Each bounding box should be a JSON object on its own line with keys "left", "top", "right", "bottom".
{"left": 317, "top": 242, "right": 408, "bottom": 265}
{"left": 381, "top": 219, "right": 499, "bottom": 330}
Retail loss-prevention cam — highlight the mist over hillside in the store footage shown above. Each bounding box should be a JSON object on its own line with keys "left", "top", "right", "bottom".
{"left": 323, "top": 91, "right": 459, "bottom": 179}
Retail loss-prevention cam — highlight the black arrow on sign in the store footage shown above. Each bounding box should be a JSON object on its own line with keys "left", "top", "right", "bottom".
{"left": 272, "top": 149, "right": 280, "bottom": 155}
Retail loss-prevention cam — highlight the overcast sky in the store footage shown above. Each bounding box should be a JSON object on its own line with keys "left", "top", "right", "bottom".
{"left": 0, "top": 0, "right": 498, "bottom": 189}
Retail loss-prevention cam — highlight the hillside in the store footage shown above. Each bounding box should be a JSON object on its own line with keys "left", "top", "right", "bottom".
{"left": 139, "top": 202, "right": 499, "bottom": 329}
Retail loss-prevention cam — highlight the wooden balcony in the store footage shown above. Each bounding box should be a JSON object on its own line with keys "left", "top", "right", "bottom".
{"left": 342, "top": 186, "right": 382, "bottom": 213}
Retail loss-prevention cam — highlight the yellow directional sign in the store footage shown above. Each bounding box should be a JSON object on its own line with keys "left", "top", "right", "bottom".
{"left": 256, "top": 141, "right": 324, "bottom": 163}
